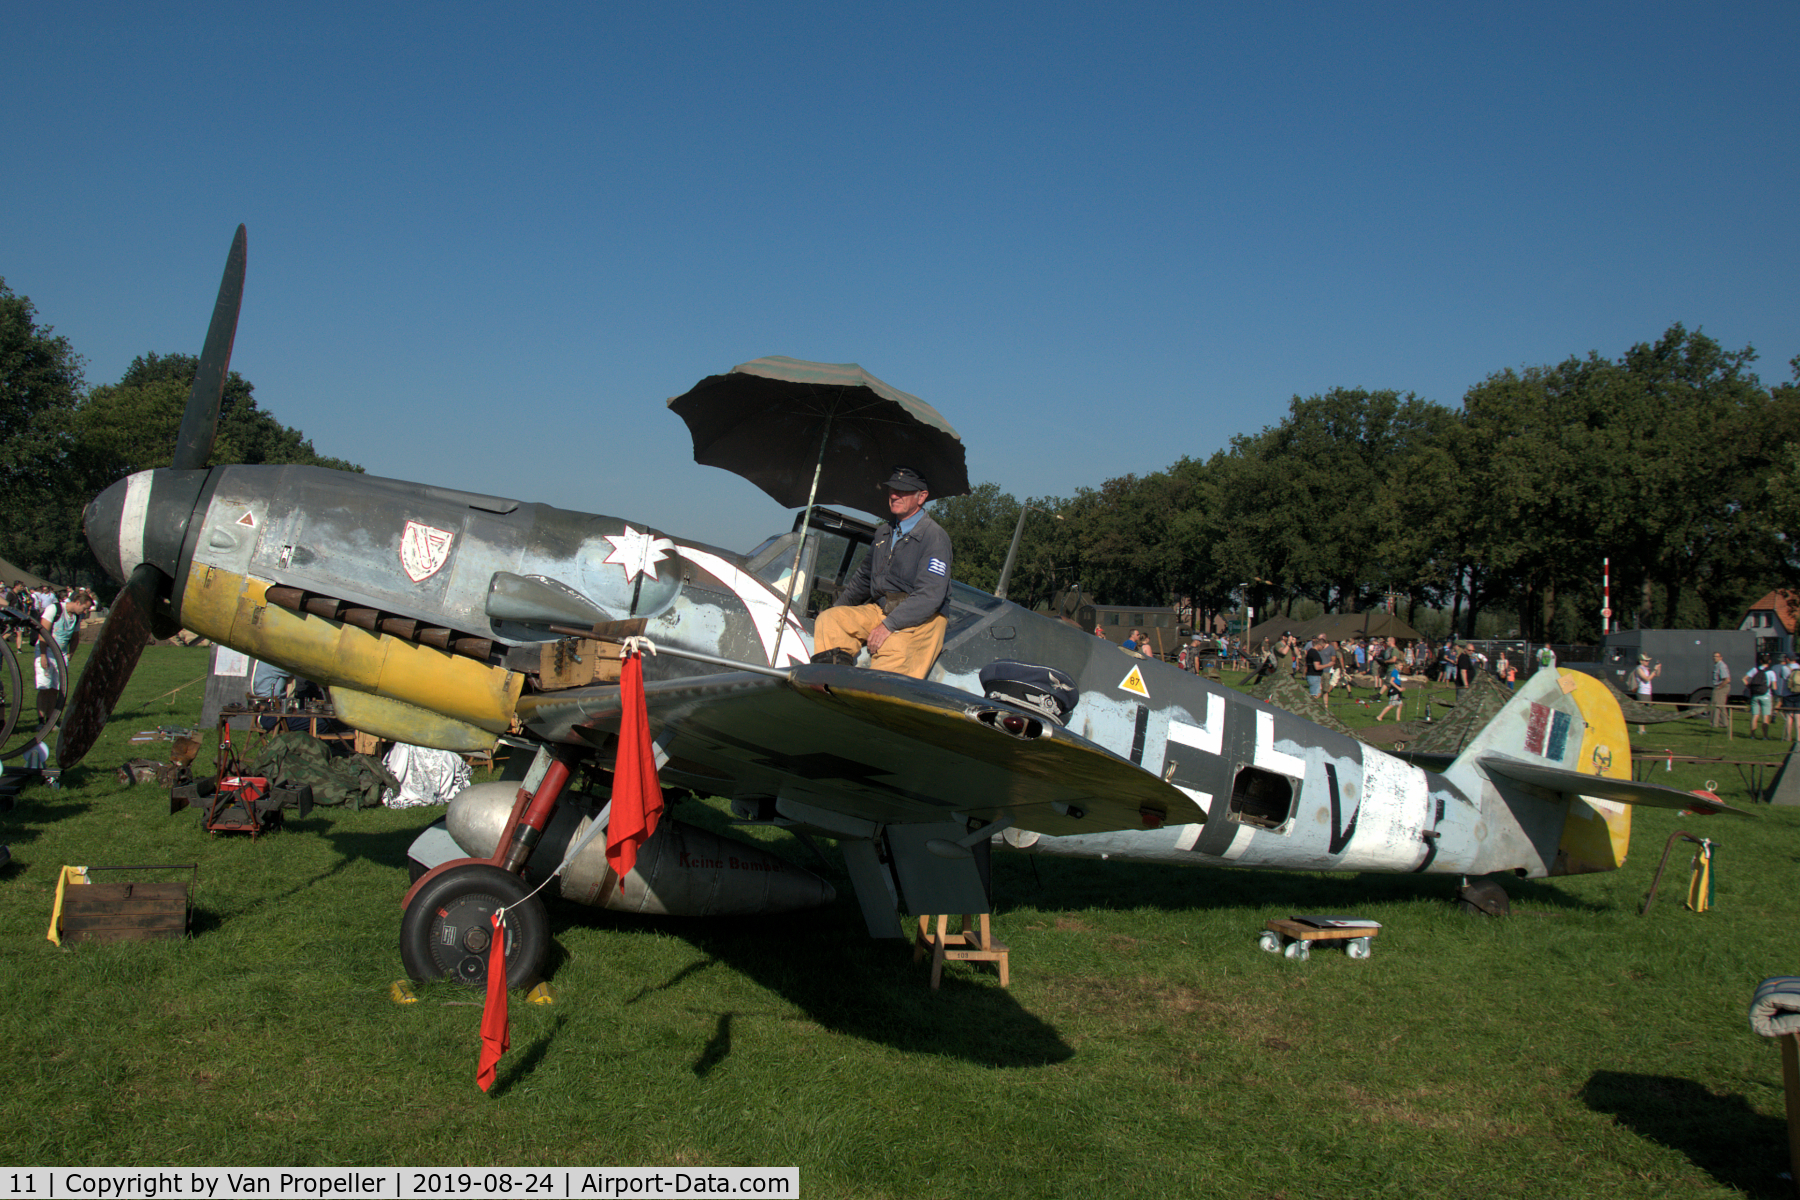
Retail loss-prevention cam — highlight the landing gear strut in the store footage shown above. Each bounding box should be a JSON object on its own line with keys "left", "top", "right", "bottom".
{"left": 399, "top": 747, "right": 583, "bottom": 988}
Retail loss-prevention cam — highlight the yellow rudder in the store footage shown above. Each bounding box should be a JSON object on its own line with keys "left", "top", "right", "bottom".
{"left": 1552, "top": 669, "right": 1633, "bottom": 874}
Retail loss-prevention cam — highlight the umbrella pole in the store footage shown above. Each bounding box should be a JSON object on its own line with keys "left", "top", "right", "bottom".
{"left": 775, "top": 422, "right": 832, "bottom": 656}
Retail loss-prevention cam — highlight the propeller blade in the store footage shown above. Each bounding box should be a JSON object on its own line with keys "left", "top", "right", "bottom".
{"left": 57, "top": 561, "right": 165, "bottom": 767}
{"left": 171, "top": 225, "right": 247, "bottom": 472}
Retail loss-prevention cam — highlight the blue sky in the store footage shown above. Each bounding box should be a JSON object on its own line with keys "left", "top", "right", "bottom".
{"left": 6, "top": 3, "right": 1795, "bottom": 551}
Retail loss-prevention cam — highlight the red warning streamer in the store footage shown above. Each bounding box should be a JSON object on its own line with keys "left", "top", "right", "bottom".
{"left": 605, "top": 650, "right": 664, "bottom": 882}
{"left": 477, "top": 911, "right": 510, "bottom": 1093}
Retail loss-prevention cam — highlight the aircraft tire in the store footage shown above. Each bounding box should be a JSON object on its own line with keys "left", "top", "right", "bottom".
{"left": 400, "top": 864, "right": 548, "bottom": 989}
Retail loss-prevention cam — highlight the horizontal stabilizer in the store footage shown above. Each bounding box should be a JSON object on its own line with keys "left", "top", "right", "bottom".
{"left": 1477, "top": 754, "right": 1747, "bottom": 816}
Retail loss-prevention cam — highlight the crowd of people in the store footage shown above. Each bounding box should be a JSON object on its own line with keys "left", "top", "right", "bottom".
{"left": 1731, "top": 650, "right": 1800, "bottom": 741}
{"left": 1245, "top": 633, "right": 1516, "bottom": 687}
{"left": 1206, "top": 627, "right": 1800, "bottom": 740}
{"left": 1093, "top": 624, "right": 1546, "bottom": 703}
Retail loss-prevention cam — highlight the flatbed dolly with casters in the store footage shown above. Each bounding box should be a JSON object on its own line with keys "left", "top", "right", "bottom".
{"left": 1258, "top": 916, "right": 1381, "bottom": 960}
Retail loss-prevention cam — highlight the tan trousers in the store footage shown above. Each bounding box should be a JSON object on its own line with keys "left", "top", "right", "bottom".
{"left": 813, "top": 605, "right": 947, "bottom": 680}
{"left": 1711, "top": 682, "right": 1730, "bottom": 727}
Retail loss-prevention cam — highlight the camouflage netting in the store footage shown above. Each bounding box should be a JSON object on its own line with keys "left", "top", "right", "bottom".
{"left": 242, "top": 731, "right": 400, "bottom": 810}
{"left": 1386, "top": 672, "right": 1516, "bottom": 756}
{"left": 1247, "top": 673, "right": 1360, "bottom": 738}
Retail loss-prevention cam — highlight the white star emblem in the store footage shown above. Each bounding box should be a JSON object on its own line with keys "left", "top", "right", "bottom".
{"left": 603, "top": 525, "right": 676, "bottom": 583}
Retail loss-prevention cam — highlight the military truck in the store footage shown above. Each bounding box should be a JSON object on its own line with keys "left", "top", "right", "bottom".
{"left": 1076, "top": 603, "right": 1183, "bottom": 659}
{"left": 1561, "top": 629, "right": 1761, "bottom": 705}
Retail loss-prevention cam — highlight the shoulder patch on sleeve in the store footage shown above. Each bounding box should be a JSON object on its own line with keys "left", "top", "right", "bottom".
{"left": 928, "top": 557, "right": 948, "bottom": 576}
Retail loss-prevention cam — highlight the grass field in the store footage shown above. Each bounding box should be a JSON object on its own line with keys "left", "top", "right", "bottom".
{"left": 3, "top": 646, "right": 1798, "bottom": 1198}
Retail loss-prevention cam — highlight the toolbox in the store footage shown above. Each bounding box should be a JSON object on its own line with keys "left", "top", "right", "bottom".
{"left": 55, "top": 864, "right": 196, "bottom": 944}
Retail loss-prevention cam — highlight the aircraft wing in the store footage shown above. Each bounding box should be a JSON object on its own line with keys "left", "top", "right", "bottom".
{"left": 516, "top": 663, "right": 1205, "bottom": 837}
{"left": 1477, "top": 754, "right": 1748, "bottom": 815}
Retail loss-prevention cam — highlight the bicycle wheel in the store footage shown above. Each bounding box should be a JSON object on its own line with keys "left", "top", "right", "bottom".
{"left": 1, "top": 637, "right": 66, "bottom": 763}
{"left": 0, "top": 639, "right": 22, "bottom": 752}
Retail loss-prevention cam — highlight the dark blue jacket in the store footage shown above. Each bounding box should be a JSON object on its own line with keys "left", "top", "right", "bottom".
{"left": 836, "top": 512, "right": 953, "bottom": 631}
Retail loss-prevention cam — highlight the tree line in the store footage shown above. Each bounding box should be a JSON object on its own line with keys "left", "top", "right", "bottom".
{"left": 1, "top": 278, "right": 360, "bottom": 593}
{"left": 6, "top": 271, "right": 1795, "bottom": 640}
{"left": 934, "top": 324, "right": 1800, "bottom": 643}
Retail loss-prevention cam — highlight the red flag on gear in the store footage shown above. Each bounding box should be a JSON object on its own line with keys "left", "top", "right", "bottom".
{"left": 606, "top": 650, "right": 664, "bottom": 883}
{"left": 476, "top": 910, "right": 510, "bottom": 1093}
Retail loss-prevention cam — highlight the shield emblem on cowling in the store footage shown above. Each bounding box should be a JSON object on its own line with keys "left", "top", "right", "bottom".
{"left": 401, "top": 520, "right": 455, "bottom": 583}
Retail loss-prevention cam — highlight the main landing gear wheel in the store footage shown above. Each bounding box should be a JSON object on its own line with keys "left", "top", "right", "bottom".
{"left": 400, "top": 864, "right": 549, "bottom": 989}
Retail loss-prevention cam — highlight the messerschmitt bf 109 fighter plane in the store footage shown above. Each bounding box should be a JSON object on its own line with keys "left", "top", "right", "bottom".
{"left": 63, "top": 228, "right": 1738, "bottom": 987}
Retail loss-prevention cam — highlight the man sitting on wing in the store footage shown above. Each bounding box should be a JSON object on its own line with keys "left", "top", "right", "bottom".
{"left": 811, "top": 466, "right": 952, "bottom": 680}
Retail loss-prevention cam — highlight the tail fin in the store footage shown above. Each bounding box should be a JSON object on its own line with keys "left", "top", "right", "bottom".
{"left": 1444, "top": 669, "right": 1635, "bottom": 875}
{"left": 1447, "top": 669, "right": 1747, "bottom": 875}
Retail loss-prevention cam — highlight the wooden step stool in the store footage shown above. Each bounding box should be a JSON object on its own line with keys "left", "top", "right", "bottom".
{"left": 913, "top": 913, "right": 1010, "bottom": 988}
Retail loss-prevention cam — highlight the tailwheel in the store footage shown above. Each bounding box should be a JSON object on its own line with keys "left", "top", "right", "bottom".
{"left": 400, "top": 864, "right": 549, "bottom": 989}
{"left": 1456, "top": 878, "right": 1511, "bottom": 918}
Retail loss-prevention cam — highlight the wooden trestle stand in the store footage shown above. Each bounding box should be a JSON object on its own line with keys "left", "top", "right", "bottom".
{"left": 913, "top": 913, "right": 1010, "bottom": 989}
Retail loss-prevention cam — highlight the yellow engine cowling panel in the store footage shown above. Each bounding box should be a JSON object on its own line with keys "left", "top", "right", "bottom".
{"left": 181, "top": 567, "right": 522, "bottom": 736}
{"left": 1551, "top": 670, "right": 1632, "bottom": 875}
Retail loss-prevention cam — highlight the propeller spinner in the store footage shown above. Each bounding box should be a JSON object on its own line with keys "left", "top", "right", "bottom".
{"left": 58, "top": 225, "right": 246, "bottom": 767}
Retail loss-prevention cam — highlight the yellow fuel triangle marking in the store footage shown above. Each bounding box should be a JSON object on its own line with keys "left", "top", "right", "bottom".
{"left": 1118, "top": 666, "right": 1150, "bottom": 698}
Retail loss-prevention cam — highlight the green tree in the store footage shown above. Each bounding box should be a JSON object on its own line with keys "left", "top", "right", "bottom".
{"left": 1460, "top": 353, "right": 1632, "bottom": 641}
{"left": 0, "top": 279, "right": 88, "bottom": 575}
{"left": 1210, "top": 389, "right": 1451, "bottom": 618}
{"left": 109, "top": 353, "right": 360, "bottom": 471}
{"left": 1606, "top": 326, "right": 1793, "bottom": 629}
{"left": 1764, "top": 357, "right": 1800, "bottom": 551}
{"left": 1455, "top": 325, "right": 1795, "bottom": 641}
{"left": 931, "top": 483, "right": 1079, "bottom": 610}
{"left": 931, "top": 482, "right": 1019, "bottom": 594}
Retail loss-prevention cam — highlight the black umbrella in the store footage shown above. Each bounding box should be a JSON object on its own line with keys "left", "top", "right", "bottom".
{"left": 668, "top": 356, "right": 969, "bottom": 518}
{"left": 669, "top": 356, "right": 970, "bottom": 630}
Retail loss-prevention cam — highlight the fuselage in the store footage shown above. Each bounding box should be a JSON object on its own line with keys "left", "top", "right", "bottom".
{"left": 86, "top": 462, "right": 1618, "bottom": 884}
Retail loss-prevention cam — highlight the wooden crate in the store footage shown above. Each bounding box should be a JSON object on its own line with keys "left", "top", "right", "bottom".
{"left": 538, "top": 638, "right": 625, "bottom": 690}
{"left": 59, "top": 881, "right": 189, "bottom": 944}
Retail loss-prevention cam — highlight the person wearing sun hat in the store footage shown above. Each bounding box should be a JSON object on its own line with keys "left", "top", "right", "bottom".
{"left": 810, "top": 466, "right": 953, "bottom": 679}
